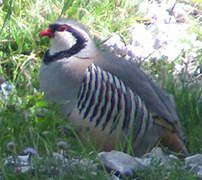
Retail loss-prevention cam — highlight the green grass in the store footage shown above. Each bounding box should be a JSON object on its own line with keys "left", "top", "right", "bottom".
{"left": 0, "top": 0, "right": 202, "bottom": 179}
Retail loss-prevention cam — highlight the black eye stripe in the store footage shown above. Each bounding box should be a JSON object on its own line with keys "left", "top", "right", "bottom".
{"left": 49, "top": 24, "right": 68, "bottom": 32}
{"left": 57, "top": 25, "right": 68, "bottom": 31}
{"left": 49, "top": 24, "right": 57, "bottom": 33}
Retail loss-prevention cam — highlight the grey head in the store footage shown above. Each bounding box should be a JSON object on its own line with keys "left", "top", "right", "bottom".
{"left": 39, "top": 18, "right": 97, "bottom": 64}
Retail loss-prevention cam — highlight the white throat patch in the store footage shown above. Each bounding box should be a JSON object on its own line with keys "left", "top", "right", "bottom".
{"left": 49, "top": 31, "right": 77, "bottom": 55}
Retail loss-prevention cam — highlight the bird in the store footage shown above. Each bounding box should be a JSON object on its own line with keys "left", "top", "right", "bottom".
{"left": 39, "top": 18, "right": 189, "bottom": 157}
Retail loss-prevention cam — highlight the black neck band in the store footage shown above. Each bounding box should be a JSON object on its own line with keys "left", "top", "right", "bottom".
{"left": 43, "top": 25, "right": 87, "bottom": 64}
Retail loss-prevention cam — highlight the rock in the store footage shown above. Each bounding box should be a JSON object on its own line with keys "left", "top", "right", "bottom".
{"left": 98, "top": 150, "right": 146, "bottom": 177}
{"left": 98, "top": 148, "right": 202, "bottom": 178}
{"left": 98, "top": 148, "right": 180, "bottom": 177}
{"left": 143, "top": 147, "right": 179, "bottom": 167}
{"left": 2, "top": 146, "right": 202, "bottom": 178}
{"left": 3, "top": 155, "right": 32, "bottom": 173}
{"left": 185, "top": 154, "right": 202, "bottom": 177}
{"left": 52, "top": 152, "right": 68, "bottom": 167}
{"left": 69, "top": 157, "right": 98, "bottom": 173}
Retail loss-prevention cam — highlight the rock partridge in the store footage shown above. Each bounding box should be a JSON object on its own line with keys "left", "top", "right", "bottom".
{"left": 39, "top": 18, "right": 188, "bottom": 157}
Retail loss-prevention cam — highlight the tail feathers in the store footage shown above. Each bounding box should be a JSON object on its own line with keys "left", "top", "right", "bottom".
{"left": 160, "top": 133, "right": 189, "bottom": 159}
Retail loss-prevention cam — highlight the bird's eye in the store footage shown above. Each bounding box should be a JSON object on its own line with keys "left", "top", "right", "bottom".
{"left": 57, "top": 25, "right": 68, "bottom": 32}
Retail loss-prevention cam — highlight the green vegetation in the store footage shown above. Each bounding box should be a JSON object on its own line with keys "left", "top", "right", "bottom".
{"left": 0, "top": 0, "right": 201, "bottom": 179}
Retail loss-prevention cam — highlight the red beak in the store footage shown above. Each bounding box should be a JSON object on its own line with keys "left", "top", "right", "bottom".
{"left": 39, "top": 28, "right": 54, "bottom": 38}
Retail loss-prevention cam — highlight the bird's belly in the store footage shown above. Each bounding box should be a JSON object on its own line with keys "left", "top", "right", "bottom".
{"left": 68, "top": 108, "right": 121, "bottom": 151}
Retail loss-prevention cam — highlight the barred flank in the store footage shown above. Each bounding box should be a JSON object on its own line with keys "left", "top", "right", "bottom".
{"left": 77, "top": 64, "right": 152, "bottom": 140}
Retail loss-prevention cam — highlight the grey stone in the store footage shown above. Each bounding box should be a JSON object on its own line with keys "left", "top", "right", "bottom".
{"left": 3, "top": 155, "right": 32, "bottom": 173}
{"left": 98, "top": 150, "right": 146, "bottom": 177}
{"left": 185, "top": 154, "right": 202, "bottom": 177}
{"left": 99, "top": 149, "right": 202, "bottom": 178}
